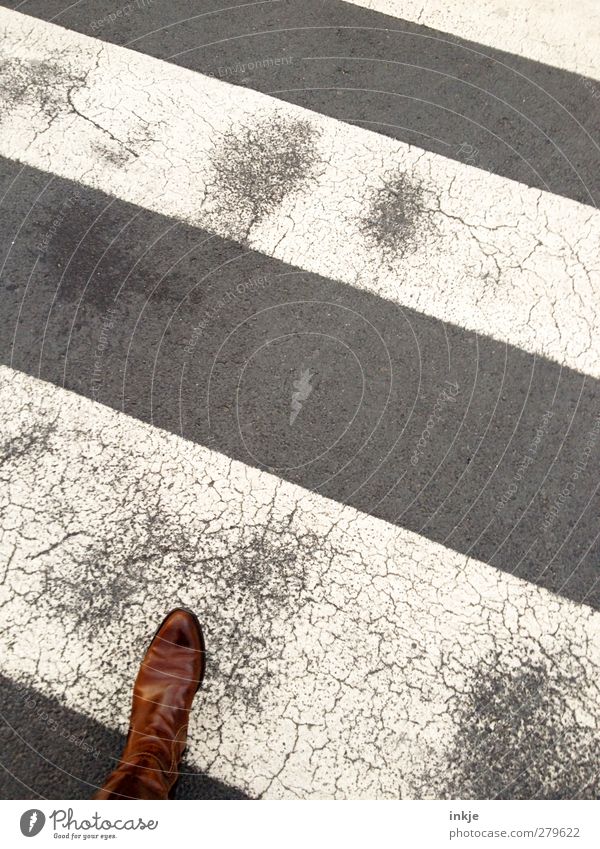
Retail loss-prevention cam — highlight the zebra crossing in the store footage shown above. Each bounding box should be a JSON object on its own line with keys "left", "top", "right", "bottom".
{"left": 345, "top": 0, "right": 600, "bottom": 76}
{"left": 0, "top": 0, "right": 599, "bottom": 799}
{"left": 2, "top": 5, "right": 599, "bottom": 376}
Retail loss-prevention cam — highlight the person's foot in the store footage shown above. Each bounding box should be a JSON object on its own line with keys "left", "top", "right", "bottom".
{"left": 95, "top": 608, "right": 205, "bottom": 799}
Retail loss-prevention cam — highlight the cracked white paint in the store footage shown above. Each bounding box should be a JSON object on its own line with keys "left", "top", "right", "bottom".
{"left": 1, "top": 365, "right": 599, "bottom": 798}
{"left": 344, "top": 0, "right": 600, "bottom": 78}
{"left": 0, "top": 9, "right": 599, "bottom": 378}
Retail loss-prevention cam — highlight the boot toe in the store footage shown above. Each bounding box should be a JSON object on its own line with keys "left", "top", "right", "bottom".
{"left": 159, "top": 608, "right": 203, "bottom": 652}
{"left": 151, "top": 608, "right": 205, "bottom": 687}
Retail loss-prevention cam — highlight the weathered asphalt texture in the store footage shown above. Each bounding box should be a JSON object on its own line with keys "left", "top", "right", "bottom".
{"left": 1, "top": 159, "right": 598, "bottom": 610}
{"left": 3, "top": 366, "right": 600, "bottom": 800}
{"left": 0, "top": 0, "right": 599, "bottom": 800}
{"left": 1, "top": 0, "right": 598, "bottom": 207}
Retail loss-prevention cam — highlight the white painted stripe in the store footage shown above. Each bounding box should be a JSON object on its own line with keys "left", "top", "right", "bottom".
{"left": 1, "top": 364, "right": 600, "bottom": 798}
{"left": 342, "top": 0, "right": 600, "bottom": 79}
{"left": 1, "top": 8, "right": 599, "bottom": 380}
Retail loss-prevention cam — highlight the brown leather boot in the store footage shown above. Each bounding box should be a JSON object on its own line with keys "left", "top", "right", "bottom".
{"left": 94, "top": 608, "right": 205, "bottom": 800}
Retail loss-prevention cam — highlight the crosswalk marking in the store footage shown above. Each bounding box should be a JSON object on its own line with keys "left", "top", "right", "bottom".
{"left": 5, "top": 0, "right": 599, "bottom": 210}
{"left": 0, "top": 6, "right": 599, "bottom": 380}
{"left": 1, "top": 364, "right": 599, "bottom": 798}
{"left": 342, "top": 0, "right": 600, "bottom": 78}
{"left": 3, "top": 157, "right": 599, "bottom": 609}
{"left": 1, "top": 3, "right": 599, "bottom": 801}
